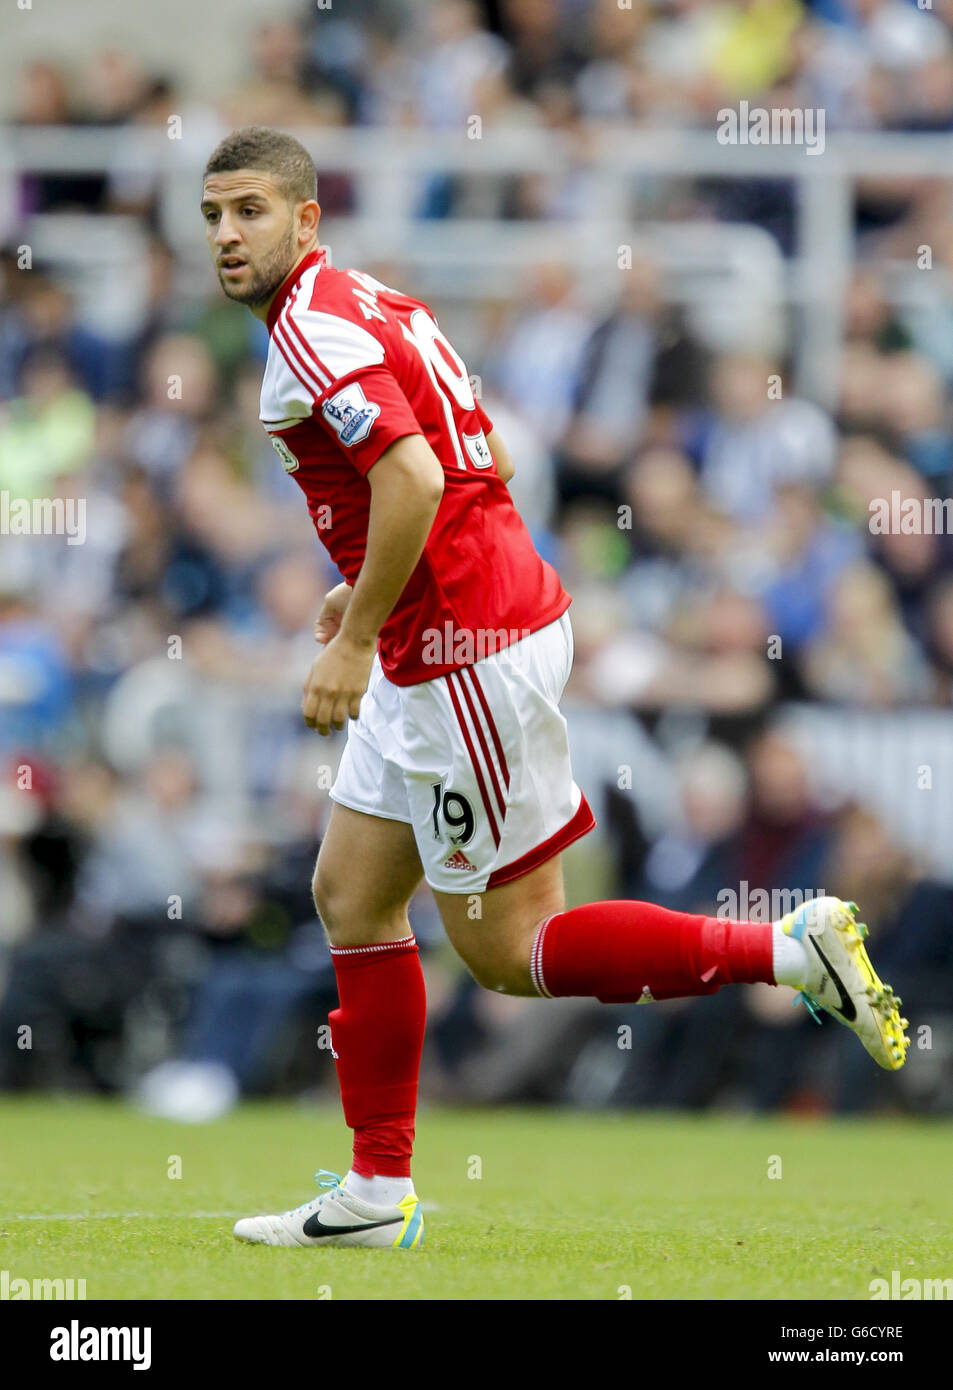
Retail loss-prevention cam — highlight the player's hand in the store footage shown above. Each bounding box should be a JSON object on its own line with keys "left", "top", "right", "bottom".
{"left": 314, "top": 582, "right": 353, "bottom": 645}
{"left": 302, "top": 632, "right": 375, "bottom": 735}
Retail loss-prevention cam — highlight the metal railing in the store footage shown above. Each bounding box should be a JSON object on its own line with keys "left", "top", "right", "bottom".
{"left": 4, "top": 125, "right": 953, "bottom": 404}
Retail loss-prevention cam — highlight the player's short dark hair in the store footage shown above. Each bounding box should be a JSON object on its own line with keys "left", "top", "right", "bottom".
{"left": 203, "top": 127, "right": 317, "bottom": 206}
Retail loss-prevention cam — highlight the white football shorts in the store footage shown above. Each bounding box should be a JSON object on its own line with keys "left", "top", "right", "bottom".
{"left": 328, "top": 610, "right": 595, "bottom": 893}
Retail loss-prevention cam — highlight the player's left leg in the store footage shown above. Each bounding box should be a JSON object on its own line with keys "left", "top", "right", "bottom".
{"left": 434, "top": 860, "right": 910, "bottom": 1071}
{"left": 433, "top": 852, "right": 565, "bottom": 996}
{"left": 426, "top": 613, "right": 907, "bottom": 1073}
{"left": 433, "top": 853, "right": 776, "bottom": 1003}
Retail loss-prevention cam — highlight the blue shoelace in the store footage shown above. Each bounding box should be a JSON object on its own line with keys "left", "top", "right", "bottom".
{"left": 793, "top": 990, "right": 824, "bottom": 1024}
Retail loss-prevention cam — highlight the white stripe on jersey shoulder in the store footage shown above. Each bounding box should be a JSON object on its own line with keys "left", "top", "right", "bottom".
{"left": 285, "top": 270, "right": 386, "bottom": 380}
{"left": 261, "top": 324, "right": 317, "bottom": 424}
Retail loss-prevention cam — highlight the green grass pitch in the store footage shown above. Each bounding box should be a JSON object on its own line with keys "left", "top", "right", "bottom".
{"left": 1, "top": 1097, "right": 950, "bottom": 1300}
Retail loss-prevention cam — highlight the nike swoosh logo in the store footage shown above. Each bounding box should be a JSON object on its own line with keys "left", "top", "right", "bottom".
{"left": 808, "top": 937, "right": 857, "bottom": 1022}
{"left": 301, "top": 1212, "right": 403, "bottom": 1239}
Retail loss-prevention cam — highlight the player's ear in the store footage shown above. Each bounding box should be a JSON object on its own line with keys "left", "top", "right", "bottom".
{"left": 297, "top": 199, "right": 321, "bottom": 242}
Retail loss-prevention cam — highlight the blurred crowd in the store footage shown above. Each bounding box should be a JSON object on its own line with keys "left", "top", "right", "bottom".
{"left": 12, "top": 0, "right": 953, "bottom": 145}
{"left": 2, "top": 0, "right": 952, "bottom": 1119}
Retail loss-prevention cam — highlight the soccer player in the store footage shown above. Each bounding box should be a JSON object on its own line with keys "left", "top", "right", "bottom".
{"left": 200, "top": 128, "right": 909, "bottom": 1250}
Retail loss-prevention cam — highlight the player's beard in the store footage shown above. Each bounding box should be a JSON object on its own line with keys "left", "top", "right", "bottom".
{"left": 219, "top": 221, "right": 299, "bottom": 307}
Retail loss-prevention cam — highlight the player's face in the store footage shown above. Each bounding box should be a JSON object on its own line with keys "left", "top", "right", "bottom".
{"left": 201, "top": 171, "right": 300, "bottom": 308}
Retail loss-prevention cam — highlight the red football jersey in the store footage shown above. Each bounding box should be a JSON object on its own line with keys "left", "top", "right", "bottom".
{"left": 260, "top": 247, "right": 570, "bottom": 685}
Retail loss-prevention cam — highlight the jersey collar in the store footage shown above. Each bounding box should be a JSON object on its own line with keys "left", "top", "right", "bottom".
{"left": 266, "top": 246, "right": 328, "bottom": 334}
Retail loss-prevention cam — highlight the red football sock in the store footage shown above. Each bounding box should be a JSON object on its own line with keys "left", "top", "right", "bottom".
{"left": 328, "top": 936, "right": 426, "bottom": 1179}
{"left": 530, "top": 900, "right": 774, "bottom": 1002}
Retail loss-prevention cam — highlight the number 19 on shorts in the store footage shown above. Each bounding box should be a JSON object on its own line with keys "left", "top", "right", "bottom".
{"left": 431, "top": 783, "right": 476, "bottom": 846}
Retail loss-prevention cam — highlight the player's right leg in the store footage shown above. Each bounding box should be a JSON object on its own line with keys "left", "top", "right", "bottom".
{"left": 234, "top": 803, "right": 428, "bottom": 1248}
{"left": 311, "top": 799, "right": 424, "bottom": 947}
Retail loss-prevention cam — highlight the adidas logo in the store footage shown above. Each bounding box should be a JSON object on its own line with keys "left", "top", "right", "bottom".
{"left": 444, "top": 849, "right": 476, "bottom": 871}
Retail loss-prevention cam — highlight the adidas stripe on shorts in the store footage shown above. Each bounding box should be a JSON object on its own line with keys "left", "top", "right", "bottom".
{"left": 328, "top": 610, "right": 595, "bottom": 893}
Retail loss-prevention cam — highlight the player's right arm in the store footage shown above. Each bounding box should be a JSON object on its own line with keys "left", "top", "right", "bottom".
{"left": 302, "top": 432, "right": 443, "bottom": 732}
{"left": 485, "top": 426, "right": 514, "bottom": 485}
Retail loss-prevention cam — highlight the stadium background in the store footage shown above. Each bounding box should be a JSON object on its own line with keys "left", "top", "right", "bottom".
{"left": 2, "top": 0, "right": 952, "bottom": 1126}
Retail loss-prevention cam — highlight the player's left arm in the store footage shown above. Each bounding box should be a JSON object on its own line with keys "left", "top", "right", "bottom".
{"left": 302, "top": 431, "right": 444, "bottom": 734}
{"left": 485, "top": 426, "right": 514, "bottom": 485}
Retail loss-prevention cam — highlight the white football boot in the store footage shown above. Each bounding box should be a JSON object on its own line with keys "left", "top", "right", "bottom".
{"left": 233, "top": 1170, "right": 424, "bottom": 1249}
{"left": 778, "top": 896, "right": 910, "bottom": 1071}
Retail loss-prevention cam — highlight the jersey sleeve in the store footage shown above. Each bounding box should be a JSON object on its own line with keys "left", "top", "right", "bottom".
{"left": 278, "top": 301, "right": 423, "bottom": 477}
{"left": 315, "top": 363, "right": 423, "bottom": 477}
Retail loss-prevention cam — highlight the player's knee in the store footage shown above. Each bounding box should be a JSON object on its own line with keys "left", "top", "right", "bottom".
{"left": 466, "top": 950, "right": 535, "bottom": 997}
{"left": 313, "top": 872, "right": 362, "bottom": 940}
{"left": 313, "top": 877, "right": 358, "bottom": 943}
{"left": 311, "top": 867, "right": 341, "bottom": 932}
{"left": 312, "top": 865, "right": 409, "bottom": 946}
